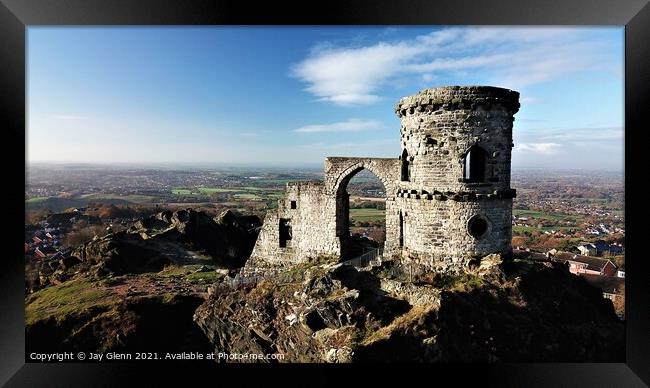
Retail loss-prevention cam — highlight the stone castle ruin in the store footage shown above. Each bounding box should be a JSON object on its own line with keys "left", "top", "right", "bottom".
{"left": 246, "top": 86, "right": 520, "bottom": 272}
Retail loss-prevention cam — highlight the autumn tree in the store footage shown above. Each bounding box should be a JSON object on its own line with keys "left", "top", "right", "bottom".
{"left": 512, "top": 236, "right": 527, "bottom": 248}
{"left": 611, "top": 283, "right": 625, "bottom": 318}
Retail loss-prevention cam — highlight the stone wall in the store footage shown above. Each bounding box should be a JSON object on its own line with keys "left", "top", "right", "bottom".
{"left": 395, "top": 197, "right": 513, "bottom": 270}
{"left": 325, "top": 157, "right": 400, "bottom": 258}
{"left": 394, "top": 86, "right": 519, "bottom": 268}
{"left": 246, "top": 181, "right": 338, "bottom": 271}
{"left": 247, "top": 158, "right": 400, "bottom": 268}
{"left": 245, "top": 86, "right": 520, "bottom": 273}
{"left": 395, "top": 86, "right": 519, "bottom": 193}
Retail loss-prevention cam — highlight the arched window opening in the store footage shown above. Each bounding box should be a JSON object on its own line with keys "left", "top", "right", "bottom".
{"left": 464, "top": 146, "right": 488, "bottom": 183}
{"left": 401, "top": 149, "right": 411, "bottom": 182}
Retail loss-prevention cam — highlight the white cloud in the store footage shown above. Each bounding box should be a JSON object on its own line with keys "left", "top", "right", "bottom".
{"left": 421, "top": 73, "right": 436, "bottom": 82}
{"left": 291, "top": 43, "right": 423, "bottom": 105}
{"left": 291, "top": 27, "right": 619, "bottom": 106}
{"left": 516, "top": 142, "right": 562, "bottom": 154}
{"left": 294, "top": 118, "right": 384, "bottom": 133}
{"left": 512, "top": 127, "right": 623, "bottom": 170}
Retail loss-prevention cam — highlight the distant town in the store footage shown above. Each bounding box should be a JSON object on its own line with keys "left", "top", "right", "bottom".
{"left": 25, "top": 164, "right": 625, "bottom": 317}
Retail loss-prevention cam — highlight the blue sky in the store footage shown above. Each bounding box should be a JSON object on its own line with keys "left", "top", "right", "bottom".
{"left": 28, "top": 27, "right": 623, "bottom": 170}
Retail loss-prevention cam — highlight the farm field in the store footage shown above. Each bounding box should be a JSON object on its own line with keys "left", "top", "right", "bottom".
{"left": 80, "top": 193, "right": 157, "bottom": 203}
{"left": 512, "top": 225, "right": 580, "bottom": 233}
{"left": 349, "top": 208, "right": 385, "bottom": 222}
{"left": 512, "top": 208, "right": 584, "bottom": 222}
{"left": 25, "top": 196, "right": 49, "bottom": 204}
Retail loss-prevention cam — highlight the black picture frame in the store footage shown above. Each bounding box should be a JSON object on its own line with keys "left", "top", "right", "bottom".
{"left": 1, "top": 0, "right": 648, "bottom": 386}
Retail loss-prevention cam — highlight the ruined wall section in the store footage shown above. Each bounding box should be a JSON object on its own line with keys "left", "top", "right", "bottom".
{"left": 246, "top": 181, "right": 339, "bottom": 272}
{"left": 285, "top": 181, "right": 339, "bottom": 257}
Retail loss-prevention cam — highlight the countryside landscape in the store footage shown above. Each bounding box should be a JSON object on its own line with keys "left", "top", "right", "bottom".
{"left": 25, "top": 163, "right": 626, "bottom": 356}
{"left": 25, "top": 26, "right": 624, "bottom": 363}
{"left": 26, "top": 164, "right": 624, "bottom": 265}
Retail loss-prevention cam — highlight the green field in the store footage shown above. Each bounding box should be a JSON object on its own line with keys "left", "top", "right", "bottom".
{"left": 80, "top": 193, "right": 157, "bottom": 203}
{"left": 198, "top": 187, "right": 240, "bottom": 194}
{"left": 250, "top": 178, "right": 299, "bottom": 185}
{"left": 25, "top": 196, "right": 49, "bottom": 204}
{"left": 172, "top": 187, "right": 247, "bottom": 195}
{"left": 350, "top": 208, "right": 385, "bottom": 222}
{"left": 513, "top": 225, "right": 580, "bottom": 233}
{"left": 171, "top": 188, "right": 192, "bottom": 195}
{"left": 173, "top": 186, "right": 284, "bottom": 202}
{"left": 513, "top": 209, "right": 582, "bottom": 221}
{"left": 241, "top": 186, "right": 275, "bottom": 191}
{"left": 233, "top": 193, "right": 260, "bottom": 200}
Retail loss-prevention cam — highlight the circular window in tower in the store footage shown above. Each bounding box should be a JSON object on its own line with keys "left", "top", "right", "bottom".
{"left": 467, "top": 215, "right": 489, "bottom": 239}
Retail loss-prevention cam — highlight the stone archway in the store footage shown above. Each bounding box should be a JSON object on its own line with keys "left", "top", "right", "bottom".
{"left": 324, "top": 157, "right": 400, "bottom": 260}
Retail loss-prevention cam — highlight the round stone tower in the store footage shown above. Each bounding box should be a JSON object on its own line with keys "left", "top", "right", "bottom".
{"left": 394, "top": 86, "right": 520, "bottom": 270}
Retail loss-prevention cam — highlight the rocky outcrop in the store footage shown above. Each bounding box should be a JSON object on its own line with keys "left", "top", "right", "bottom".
{"left": 194, "top": 262, "right": 411, "bottom": 363}
{"left": 194, "top": 257, "right": 625, "bottom": 363}
{"left": 72, "top": 232, "right": 176, "bottom": 274}
{"left": 34, "top": 209, "right": 260, "bottom": 289}
{"left": 356, "top": 260, "right": 624, "bottom": 362}
{"left": 133, "top": 209, "right": 261, "bottom": 268}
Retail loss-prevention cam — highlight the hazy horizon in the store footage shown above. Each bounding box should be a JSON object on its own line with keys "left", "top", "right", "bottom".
{"left": 28, "top": 27, "right": 624, "bottom": 171}
{"left": 26, "top": 160, "right": 624, "bottom": 174}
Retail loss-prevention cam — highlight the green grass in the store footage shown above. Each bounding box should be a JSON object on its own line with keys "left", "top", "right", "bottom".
{"left": 156, "top": 265, "right": 191, "bottom": 278}
{"left": 80, "top": 193, "right": 156, "bottom": 203}
{"left": 197, "top": 187, "right": 242, "bottom": 194}
{"left": 156, "top": 264, "right": 223, "bottom": 284}
{"left": 172, "top": 186, "right": 284, "bottom": 201}
{"left": 25, "top": 196, "right": 49, "bottom": 204}
{"left": 156, "top": 264, "right": 220, "bottom": 279}
{"left": 265, "top": 193, "right": 285, "bottom": 200}
{"left": 241, "top": 186, "right": 276, "bottom": 191}
{"left": 350, "top": 208, "right": 385, "bottom": 222}
{"left": 25, "top": 278, "right": 117, "bottom": 325}
{"left": 234, "top": 193, "right": 260, "bottom": 200}
{"left": 171, "top": 188, "right": 192, "bottom": 195}
{"left": 185, "top": 271, "right": 221, "bottom": 283}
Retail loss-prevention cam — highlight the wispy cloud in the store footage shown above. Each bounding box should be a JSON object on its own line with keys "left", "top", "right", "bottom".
{"left": 291, "top": 27, "right": 619, "bottom": 106}
{"left": 514, "top": 127, "right": 622, "bottom": 155}
{"left": 515, "top": 142, "right": 562, "bottom": 154}
{"left": 294, "top": 118, "right": 384, "bottom": 133}
{"left": 522, "top": 127, "right": 623, "bottom": 143}
{"left": 512, "top": 127, "right": 623, "bottom": 170}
